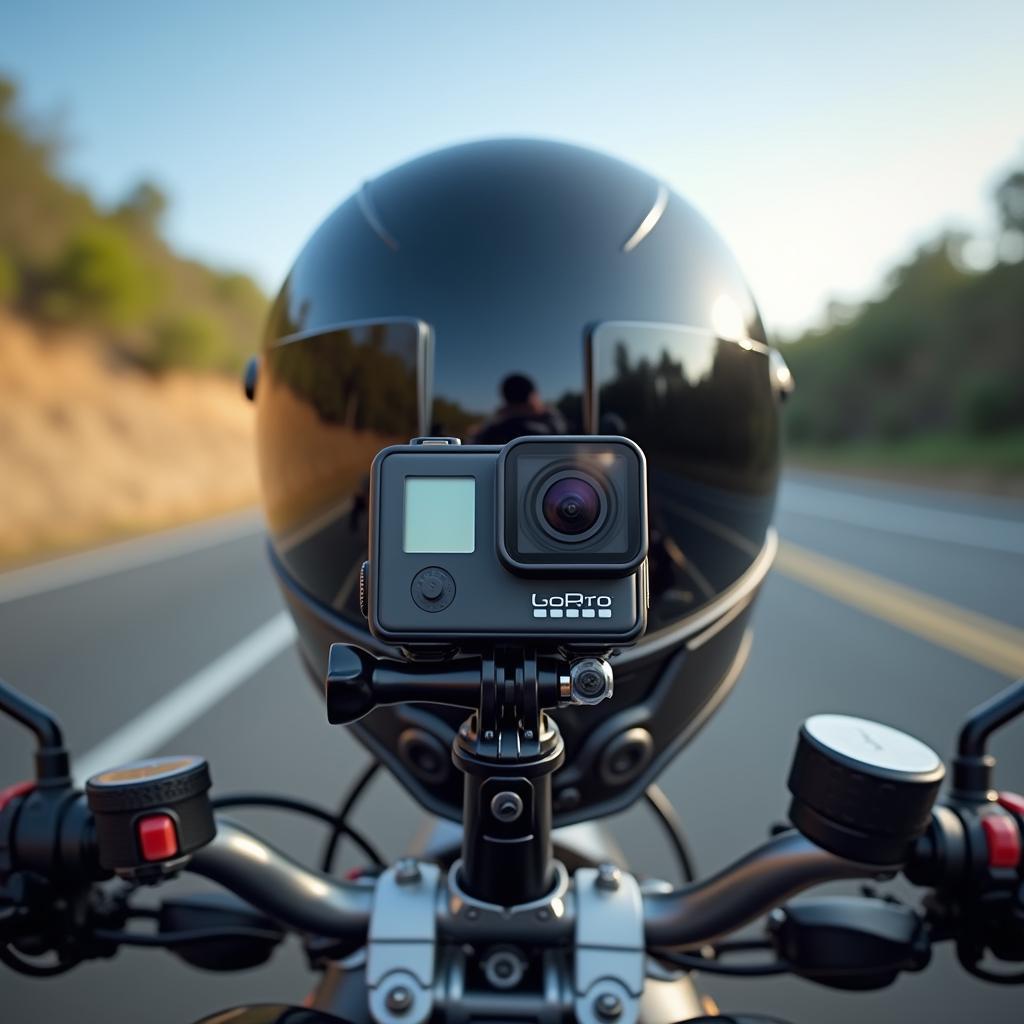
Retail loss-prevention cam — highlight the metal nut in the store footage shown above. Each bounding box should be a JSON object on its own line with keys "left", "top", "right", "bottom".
{"left": 596, "top": 863, "right": 622, "bottom": 890}
{"left": 482, "top": 947, "right": 526, "bottom": 989}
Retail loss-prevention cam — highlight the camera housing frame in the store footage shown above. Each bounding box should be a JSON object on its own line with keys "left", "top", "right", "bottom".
{"left": 365, "top": 436, "right": 649, "bottom": 654}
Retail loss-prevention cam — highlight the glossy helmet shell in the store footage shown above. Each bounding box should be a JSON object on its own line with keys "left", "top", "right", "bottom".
{"left": 255, "top": 139, "right": 781, "bottom": 824}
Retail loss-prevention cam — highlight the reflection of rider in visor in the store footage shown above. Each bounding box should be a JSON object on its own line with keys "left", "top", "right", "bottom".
{"left": 470, "top": 373, "right": 567, "bottom": 444}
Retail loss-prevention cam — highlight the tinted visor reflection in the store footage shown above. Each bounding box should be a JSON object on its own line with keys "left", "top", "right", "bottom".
{"left": 257, "top": 320, "right": 430, "bottom": 612}
{"left": 588, "top": 322, "right": 778, "bottom": 632}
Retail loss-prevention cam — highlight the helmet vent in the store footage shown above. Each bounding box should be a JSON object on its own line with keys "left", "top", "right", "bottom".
{"left": 622, "top": 182, "right": 669, "bottom": 254}
{"left": 357, "top": 181, "right": 400, "bottom": 251}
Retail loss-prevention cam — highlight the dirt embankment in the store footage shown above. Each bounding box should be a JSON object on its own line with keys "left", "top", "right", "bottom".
{"left": 0, "top": 313, "right": 259, "bottom": 564}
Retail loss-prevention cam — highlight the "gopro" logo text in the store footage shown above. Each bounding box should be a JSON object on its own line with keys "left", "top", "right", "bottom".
{"left": 531, "top": 592, "right": 612, "bottom": 619}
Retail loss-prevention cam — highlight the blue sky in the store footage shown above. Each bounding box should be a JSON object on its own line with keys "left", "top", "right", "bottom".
{"left": 1, "top": 1, "right": 1021, "bottom": 333}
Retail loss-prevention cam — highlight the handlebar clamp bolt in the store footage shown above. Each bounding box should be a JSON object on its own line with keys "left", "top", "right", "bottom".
{"left": 384, "top": 986, "right": 413, "bottom": 1014}
{"left": 596, "top": 863, "right": 622, "bottom": 890}
{"left": 394, "top": 858, "right": 422, "bottom": 885}
{"left": 595, "top": 993, "right": 624, "bottom": 1021}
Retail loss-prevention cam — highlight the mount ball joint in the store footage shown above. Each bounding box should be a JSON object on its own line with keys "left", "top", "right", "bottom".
{"left": 787, "top": 715, "right": 945, "bottom": 866}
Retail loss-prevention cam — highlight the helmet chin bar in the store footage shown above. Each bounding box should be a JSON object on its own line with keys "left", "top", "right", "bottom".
{"left": 324, "top": 643, "right": 612, "bottom": 906}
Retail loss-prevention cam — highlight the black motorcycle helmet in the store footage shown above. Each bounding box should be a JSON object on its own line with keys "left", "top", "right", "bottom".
{"left": 251, "top": 139, "right": 786, "bottom": 825}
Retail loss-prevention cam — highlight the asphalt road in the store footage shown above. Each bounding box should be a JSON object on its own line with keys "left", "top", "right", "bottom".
{"left": 2, "top": 472, "right": 1023, "bottom": 1024}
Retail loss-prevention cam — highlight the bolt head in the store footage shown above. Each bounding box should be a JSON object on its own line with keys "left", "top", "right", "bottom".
{"left": 490, "top": 790, "right": 524, "bottom": 822}
{"left": 395, "top": 858, "right": 422, "bottom": 884}
{"left": 595, "top": 992, "right": 623, "bottom": 1020}
{"left": 385, "top": 985, "right": 413, "bottom": 1013}
{"left": 596, "top": 863, "right": 622, "bottom": 890}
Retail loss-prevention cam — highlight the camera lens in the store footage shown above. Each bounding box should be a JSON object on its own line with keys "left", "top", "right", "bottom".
{"left": 542, "top": 477, "right": 601, "bottom": 536}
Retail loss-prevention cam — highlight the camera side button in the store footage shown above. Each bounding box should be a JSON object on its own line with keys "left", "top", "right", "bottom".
{"left": 411, "top": 567, "right": 456, "bottom": 612}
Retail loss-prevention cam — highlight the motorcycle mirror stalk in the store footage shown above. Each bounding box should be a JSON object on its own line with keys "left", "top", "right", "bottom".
{"left": 0, "top": 676, "right": 216, "bottom": 885}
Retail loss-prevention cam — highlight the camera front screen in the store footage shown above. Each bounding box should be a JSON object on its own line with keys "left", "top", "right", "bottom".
{"left": 403, "top": 477, "right": 476, "bottom": 553}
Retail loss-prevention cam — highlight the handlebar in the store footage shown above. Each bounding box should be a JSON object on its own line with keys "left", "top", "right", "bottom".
{"left": 642, "top": 831, "right": 880, "bottom": 947}
{"left": 182, "top": 821, "right": 882, "bottom": 950}
{"left": 2, "top": 774, "right": 1022, "bottom": 989}
{"left": 189, "top": 820, "right": 374, "bottom": 941}
{"left": 2, "top": 674, "right": 1022, "bottom": 995}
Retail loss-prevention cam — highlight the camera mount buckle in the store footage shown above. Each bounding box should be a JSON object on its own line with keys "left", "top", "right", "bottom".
{"left": 324, "top": 643, "right": 615, "bottom": 905}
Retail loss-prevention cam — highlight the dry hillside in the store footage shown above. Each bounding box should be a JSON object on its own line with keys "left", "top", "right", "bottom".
{"left": 0, "top": 314, "right": 258, "bottom": 563}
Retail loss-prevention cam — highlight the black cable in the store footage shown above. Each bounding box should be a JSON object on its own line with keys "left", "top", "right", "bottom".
{"left": 211, "top": 792, "right": 384, "bottom": 867}
{"left": 653, "top": 948, "right": 791, "bottom": 976}
{"left": 963, "top": 962, "right": 1024, "bottom": 985}
{"left": 713, "top": 938, "right": 776, "bottom": 954}
{"left": 92, "top": 926, "right": 282, "bottom": 948}
{"left": 124, "top": 906, "right": 160, "bottom": 920}
{"left": 0, "top": 943, "right": 79, "bottom": 976}
{"left": 321, "top": 760, "right": 381, "bottom": 874}
{"left": 644, "top": 784, "right": 698, "bottom": 883}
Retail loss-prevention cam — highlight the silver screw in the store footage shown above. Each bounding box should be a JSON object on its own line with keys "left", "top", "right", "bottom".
{"left": 595, "top": 992, "right": 623, "bottom": 1020}
{"left": 385, "top": 985, "right": 413, "bottom": 1013}
{"left": 395, "top": 858, "right": 421, "bottom": 885}
{"left": 596, "top": 863, "right": 622, "bottom": 891}
{"left": 484, "top": 729, "right": 495, "bottom": 740}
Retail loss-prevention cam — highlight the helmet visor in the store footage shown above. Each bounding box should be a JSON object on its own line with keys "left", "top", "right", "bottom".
{"left": 256, "top": 319, "right": 432, "bottom": 611}
{"left": 586, "top": 321, "right": 778, "bottom": 635}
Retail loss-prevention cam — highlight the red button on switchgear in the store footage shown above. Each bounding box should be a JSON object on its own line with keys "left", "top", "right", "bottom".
{"left": 998, "top": 792, "right": 1024, "bottom": 817}
{"left": 0, "top": 779, "right": 35, "bottom": 812}
{"left": 981, "top": 814, "right": 1021, "bottom": 870}
{"left": 137, "top": 814, "right": 179, "bottom": 861}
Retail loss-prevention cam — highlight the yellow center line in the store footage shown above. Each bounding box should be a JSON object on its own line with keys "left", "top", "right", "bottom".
{"left": 774, "top": 540, "right": 1024, "bottom": 679}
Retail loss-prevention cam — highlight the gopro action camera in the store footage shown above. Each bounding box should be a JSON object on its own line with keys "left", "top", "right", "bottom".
{"left": 361, "top": 436, "right": 649, "bottom": 654}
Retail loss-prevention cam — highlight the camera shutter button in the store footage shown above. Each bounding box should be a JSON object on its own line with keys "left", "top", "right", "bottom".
{"left": 411, "top": 567, "right": 456, "bottom": 612}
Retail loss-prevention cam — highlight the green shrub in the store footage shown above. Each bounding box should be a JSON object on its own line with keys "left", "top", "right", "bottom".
{"left": 957, "top": 372, "right": 1024, "bottom": 435}
{"left": 0, "top": 249, "right": 17, "bottom": 304}
{"left": 44, "top": 223, "right": 157, "bottom": 328}
{"left": 149, "top": 312, "right": 233, "bottom": 372}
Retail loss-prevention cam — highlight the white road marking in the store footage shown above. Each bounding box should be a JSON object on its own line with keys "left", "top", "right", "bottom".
{"left": 780, "top": 481, "right": 1024, "bottom": 555}
{"left": 73, "top": 612, "right": 296, "bottom": 784}
{"left": 0, "top": 509, "right": 264, "bottom": 605}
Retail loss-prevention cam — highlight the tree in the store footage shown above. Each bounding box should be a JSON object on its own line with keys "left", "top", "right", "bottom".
{"left": 995, "top": 169, "right": 1024, "bottom": 236}
{"left": 115, "top": 180, "right": 168, "bottom": 233}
